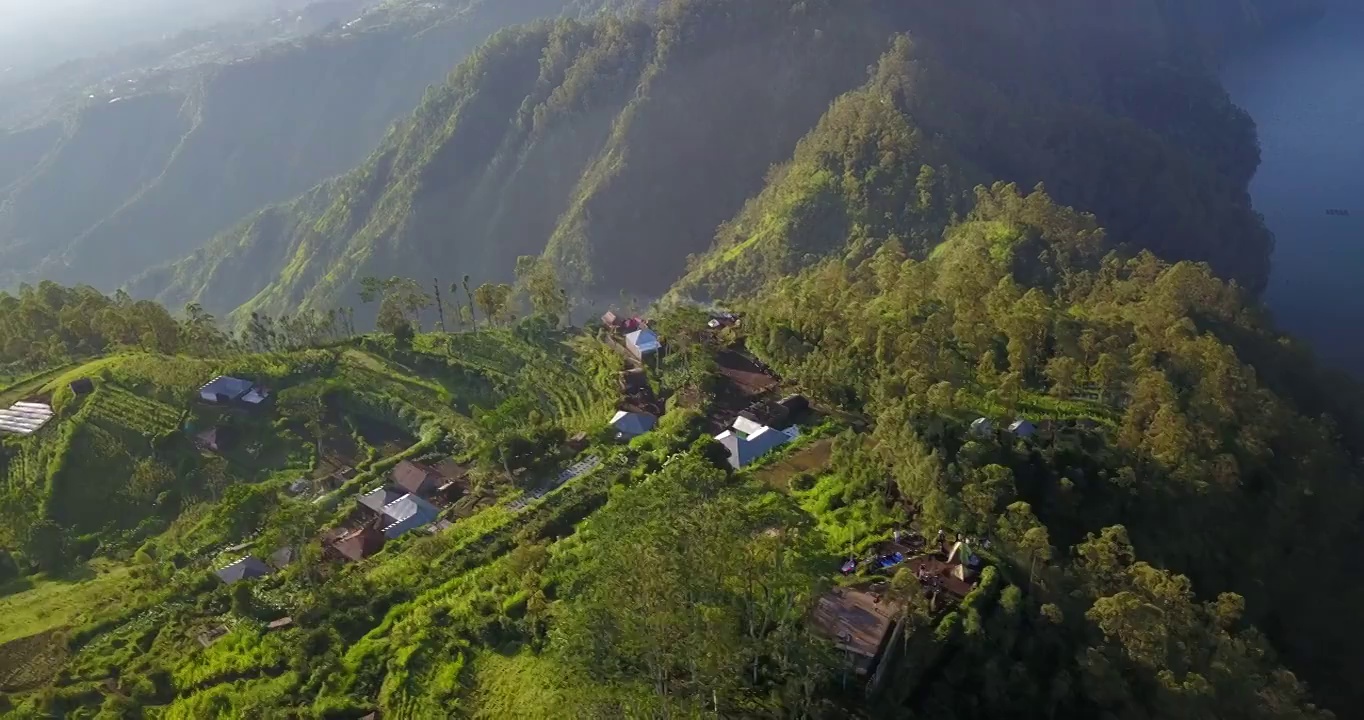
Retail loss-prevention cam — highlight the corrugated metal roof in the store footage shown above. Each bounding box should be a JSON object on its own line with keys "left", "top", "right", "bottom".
{"left": 0, "top": 401, "right": 54, "bottom": 436}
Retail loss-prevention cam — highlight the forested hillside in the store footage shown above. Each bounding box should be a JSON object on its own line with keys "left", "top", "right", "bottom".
{"left": 737, "top": 183, "right": 1364, "bottom": 713}
{"left": 141, "top": 0, "right": 1319, "bottom": 322}
{"left": 670, "top": 30, "right": 1268, "bottom": 301}
{"left": 0, "top": 0, "right": 621, "bottom": 294}
{"left": 3, "top": 184, "right": 1361, "bottom": 717}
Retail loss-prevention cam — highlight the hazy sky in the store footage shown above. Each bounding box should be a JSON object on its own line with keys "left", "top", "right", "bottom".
{"left": 0, "top": 0, "right": 288, "bottom": 70}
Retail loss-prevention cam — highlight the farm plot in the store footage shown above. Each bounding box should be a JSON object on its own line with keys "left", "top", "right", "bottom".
{"left": 86, "top": 385, "right": 183, "bottom": 436}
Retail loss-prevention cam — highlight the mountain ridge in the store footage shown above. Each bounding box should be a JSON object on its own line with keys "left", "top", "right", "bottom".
{"left": 137, "top": 0, "right": 1318, "bottom": 323}
{"left": 0, "top": 0, "right": 627, "bottom": 294}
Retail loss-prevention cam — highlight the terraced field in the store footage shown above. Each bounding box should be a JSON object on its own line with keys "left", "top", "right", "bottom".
{"left": 0, "top": 435, "right": 49, "bottom": 489}
{"left": 86, "top": 385, "right": 184, "bottom": 436}
{"left": 411, "top": 331, "right": 621, "bottom": 429}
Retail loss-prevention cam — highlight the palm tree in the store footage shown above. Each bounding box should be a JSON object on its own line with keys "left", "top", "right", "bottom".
{"left": 459, "top": 275, "right": 477, "bottom": 327}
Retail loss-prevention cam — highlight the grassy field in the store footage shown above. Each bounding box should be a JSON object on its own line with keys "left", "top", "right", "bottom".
{"left": 753, "top": 438, "right": 834, "bottom": 492}
{"left": 0, "top": 563, "right": 136, "bottom": 644}
{"left": 0, "top": 362, "right": 80, "bottom": 406}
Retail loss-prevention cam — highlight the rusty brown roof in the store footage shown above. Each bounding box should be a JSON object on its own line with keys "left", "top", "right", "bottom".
{"left": 333, "top": 524, "right": 385, "bottom": 562}
{"left": 810, "top": 587, "right": 898, "bottom": 660}
{"left": 390, "top": 460, "right": 442, "bottom": 496}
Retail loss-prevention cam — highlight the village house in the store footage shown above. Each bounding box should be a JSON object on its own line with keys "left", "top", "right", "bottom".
{"left": 625, "top": 328, "right": 661, "bottom": 362}
{"left": 714, "top": 417, "right": 795, "bottom": 469}
{"left": 609, "top": 410, "right": 657, "bottom": 440}
{"left": 969, "top": 417, "right": 994, "bottom": 437}
{"left": 810, "top": 586, "right": 900, "bottom": 676}
{"left": 1008, "top": 419, "right": 1037, "bottom": 438}
{"left": 390, "top": 460, "right": 444, "bottom": 497}
{"left": 358, "top": 486, "right": 406, "bottom": 517}
{"left": 379, "top": 494, "right": 441, "bottom": 538}
{"left": 328, "top": 523, "right": 386, "bottom": 562}
{"left": 69, "top": 378, "right": 95, "bottom": 396}
{"left": 602, "top": 310, "right": 643, "bottom": 333}
{"left": 198, "top": 375, "right": 270, "bottom": 406}
{"left": 215, "top": 556, "right": 271, "bottom": 584}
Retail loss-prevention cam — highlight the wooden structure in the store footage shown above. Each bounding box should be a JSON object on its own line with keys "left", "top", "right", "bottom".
{"left": 811, "top": 586, "right": 900, "bottom": 676}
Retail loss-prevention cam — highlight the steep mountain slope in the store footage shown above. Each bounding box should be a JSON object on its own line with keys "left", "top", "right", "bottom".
{"left": 144, "top": 0, "right": 1318, "bottom": 321}
{"left": 0, "top": 0, "right": 596, "bottom": 293}
{"left": 670, "top": 26, "right": 1270, "bottom": 301}
{"left": 143, "top": 0, "right": 899, "bottom": 318}
{"left": 0, "top": 94, "right": 192, "bottom": 279}
{"left": 0, "top": 125, "right": 61, "bottom": 192}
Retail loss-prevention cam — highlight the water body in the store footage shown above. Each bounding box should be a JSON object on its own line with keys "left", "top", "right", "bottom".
{"left": 1222, "top": 2, "right": 1364, "bottom": 371}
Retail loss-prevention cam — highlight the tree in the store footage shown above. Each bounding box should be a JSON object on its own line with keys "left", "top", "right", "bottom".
{"left": 1045, "top": 356, "right": 1081, "bottom": 398}
{"left": 514, "top": 256, "right": 569, "bottom": 321}
{"left": 375, "top": 300, "right": 412, "bottom": 340}
{"left": 22, "top": 520, "right": 69, "bottom": 572}
{"left": 125, "top": 459, "right": 176, "bottom": 506}
{"left": 1092, "top": 353, "right": 1124, "bottom": 407}
{"left": 976, "top": 349, "right": 1000, "bottom": 387}
{"left": 550, "top": 454, "right": 834, "bottom": 713}
{"left": 277, "top": 383, "right": 330, "bottom": 454}
{"left": 888, "top": 567, "right": 931, "bottom": 652}
{"left": 459, "top": 275, "right": 477, "bottom": 327}
{"left": 474, "top": 283, "right": 513, "bottom": 326}
{"left": 230, "top": 582, "right": 254, "bottom": 616}
{"left": 998, "top": 371, "right": 1022, "bottom": 418}
{"left": 359, "top": 276, "right": 432, "bottom": 331}
{"left": 180, "top": 303, "right": 230, "bottom": 356}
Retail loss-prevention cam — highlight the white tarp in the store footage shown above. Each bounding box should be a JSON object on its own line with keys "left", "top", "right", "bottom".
{"left": 0, "top": 401, "right": 53, "bottom": 436}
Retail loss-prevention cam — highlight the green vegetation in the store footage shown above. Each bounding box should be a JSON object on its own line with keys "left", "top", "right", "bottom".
{"left": 733, "top": 183, "right": 1363, "bottom": 715}
{"left": 8, "top": 171, "right": 1364, "bottom": 716}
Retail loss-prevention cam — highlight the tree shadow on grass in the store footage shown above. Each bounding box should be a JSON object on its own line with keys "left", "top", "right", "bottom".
{"left": 0, "top": 576, "right": 34, "bottom": 599}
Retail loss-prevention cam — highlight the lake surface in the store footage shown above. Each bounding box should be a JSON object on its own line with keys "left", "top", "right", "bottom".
{"left": 1222, "top": 1, "right": 1364, "bottom": 371}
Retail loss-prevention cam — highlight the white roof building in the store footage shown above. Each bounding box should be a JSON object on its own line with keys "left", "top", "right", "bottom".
{"left": 731, "top": 415, "right": 766, "bottom": 438}
{"left": 0, "top": 402, "right": 54, "bottom": 436}
{"left": 379, "top": 494, "right": 441, "bottom": 538}
{"left": 625, "top": 328, "right": 661, "bottom": 360}
{"left": 610, "top": 410, "right": 657, "bottom": 439}
{"left": 715, "top": 422, "right": 792, "bottom": 469}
